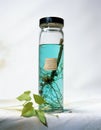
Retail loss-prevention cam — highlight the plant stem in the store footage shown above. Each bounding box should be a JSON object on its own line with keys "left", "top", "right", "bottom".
{"left": 49, "top": 84, "right": 63, "bottom": 108}
{"left": 51, "top": 39, "right": 63, "bottom": 79}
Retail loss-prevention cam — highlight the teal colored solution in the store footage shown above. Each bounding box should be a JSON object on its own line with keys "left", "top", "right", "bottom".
{"left": 39, "top": 44, "right": 63, "bottom": 112}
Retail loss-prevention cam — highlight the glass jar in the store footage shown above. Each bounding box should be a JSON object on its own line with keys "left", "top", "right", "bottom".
{"left": 39, "top": 17, "right": 64, "bottom": 112}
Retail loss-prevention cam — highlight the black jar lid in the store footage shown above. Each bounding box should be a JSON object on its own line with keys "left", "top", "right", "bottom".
{"left": 39, "top": 17, "right": 64, "bottom": 28}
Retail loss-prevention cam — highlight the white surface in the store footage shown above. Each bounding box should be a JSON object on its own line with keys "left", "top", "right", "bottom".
{"left": 0, "top": 0, "right": 101, "bottom": 103}
{"left": 0, "top": 111, "right": 101, "bottom": 130}
{"left": 0, "top": 100, "right": 101, "bottom": 130}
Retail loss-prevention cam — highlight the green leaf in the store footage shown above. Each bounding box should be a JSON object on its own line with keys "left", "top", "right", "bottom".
{"left": 17, "top": 91, "right": 48, "bottom": 127}
{"left": 33, "top": 94, "right": 46, "bottom": 105}
{"left": 17, "top": 91, "right": 31, "bottom": 101}
{"left": 21, "top": 102, "right": 36, "bottom": 117}
{"left": 36, "top": 110, "right": 48, "bottom": 127}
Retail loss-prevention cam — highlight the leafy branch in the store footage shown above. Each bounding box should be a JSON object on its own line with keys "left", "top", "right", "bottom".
{"left": 17, "top": 91, "right": 48, "bottom": 127}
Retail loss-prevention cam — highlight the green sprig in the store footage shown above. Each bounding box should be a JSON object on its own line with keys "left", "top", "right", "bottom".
{"left": 17, "top": 91, "right": 48, "bottom": 127}
{"left": 17, "top": 91, "right": 31, "bottom": 101}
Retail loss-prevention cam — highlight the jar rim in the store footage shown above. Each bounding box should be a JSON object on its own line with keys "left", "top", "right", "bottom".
{"left": 40, "top": 23, "right": 64, "bottom": 29}
{"left": 39, "top": 17, "right": 64, "bottom": 28}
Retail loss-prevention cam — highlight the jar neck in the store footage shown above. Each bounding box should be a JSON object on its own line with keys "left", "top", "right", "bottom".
{"left": 41, "top": 27, "right": 63, "bottom": 32}
{"left": 39, "top": 27, "right": 64, "bottom": 45}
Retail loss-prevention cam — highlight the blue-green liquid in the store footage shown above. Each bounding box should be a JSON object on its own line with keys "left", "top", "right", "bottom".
{"left": 39, "top": 44, "right": 63, "bottom": 112}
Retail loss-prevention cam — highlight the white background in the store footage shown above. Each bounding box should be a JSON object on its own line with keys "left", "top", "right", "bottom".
{"left": 0, "top": 0, "right": 101, "bottom": 104}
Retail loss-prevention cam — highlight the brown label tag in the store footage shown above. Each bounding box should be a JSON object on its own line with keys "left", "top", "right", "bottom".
{"left": 44, "top": 58, "right": 57, "bottom": 70}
